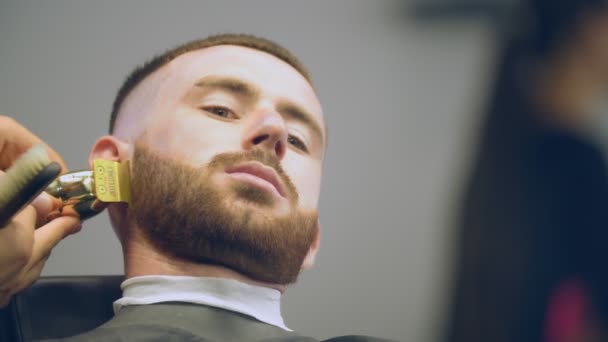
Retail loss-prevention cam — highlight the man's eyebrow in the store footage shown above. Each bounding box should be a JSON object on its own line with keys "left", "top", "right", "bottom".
{"left": 194, "top": 76, "right": 260, "bottom": 102}
{"left": 277, "top": 101, "right": 325, "bottom": 147}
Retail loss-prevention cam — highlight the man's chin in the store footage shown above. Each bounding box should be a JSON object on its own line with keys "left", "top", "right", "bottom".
{"left": 214, "top": 174, "right": 292, "bottom": 215}
{"left": 224, "top": 190, "right": 292, "bottom": 218}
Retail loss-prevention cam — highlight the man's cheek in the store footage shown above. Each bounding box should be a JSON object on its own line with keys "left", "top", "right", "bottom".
{"left": 292, "top": 175, "right": 322, "bottom": 209}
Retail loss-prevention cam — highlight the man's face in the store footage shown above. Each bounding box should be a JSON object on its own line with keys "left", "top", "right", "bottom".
{"left": 115, "top": 45, "right": 326, "bottom": 284}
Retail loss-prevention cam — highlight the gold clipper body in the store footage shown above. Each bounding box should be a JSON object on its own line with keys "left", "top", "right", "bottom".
{"left": 45, "top": 159, "right": 132, "bottom": 221}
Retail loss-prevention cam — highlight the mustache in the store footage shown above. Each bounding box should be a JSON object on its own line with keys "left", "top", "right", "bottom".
{"left": 207, "top": 148, "right": 298, "bottom": 201}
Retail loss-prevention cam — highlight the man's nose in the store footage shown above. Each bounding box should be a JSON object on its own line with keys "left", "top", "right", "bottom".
{"left": 242, "top": 108, "right": 287, "bottom": 160}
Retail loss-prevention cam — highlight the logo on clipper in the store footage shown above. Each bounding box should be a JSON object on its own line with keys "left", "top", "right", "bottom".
{"left": 93, "top": 159, "right": 131, "bottom": 204}
{"left": 106, "top": 165, "right": 116, "bottom": 197}
{"left": 96, "top": 165, "right": 116, "bottom": 197}
{"left": 96, "top": 165, "right": 107, "bottom": 194}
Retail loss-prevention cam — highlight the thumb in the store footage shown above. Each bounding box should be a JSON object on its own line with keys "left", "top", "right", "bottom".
{"left": 30, "top": 193, "right": 62, "bottom": 226}
{"left": 31, "top": 216, "right": 81, "bottom": 263}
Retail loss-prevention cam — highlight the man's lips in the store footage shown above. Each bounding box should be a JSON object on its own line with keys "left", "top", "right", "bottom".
{"left": 225, "top": 161, "right": 286, "bottom": 198}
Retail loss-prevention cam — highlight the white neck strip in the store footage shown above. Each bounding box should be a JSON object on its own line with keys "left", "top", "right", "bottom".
{"left": 113, "top": 275, "right": 290, "bottom": 331}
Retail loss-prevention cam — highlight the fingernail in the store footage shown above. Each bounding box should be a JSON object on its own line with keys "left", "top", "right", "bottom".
{"left": 31, "top": 193, "right": 53, "bottom": 213}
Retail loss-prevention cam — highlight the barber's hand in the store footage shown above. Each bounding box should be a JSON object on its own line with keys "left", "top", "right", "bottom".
{"left": 0, "top": 115, "right": 81, "bottom": 307}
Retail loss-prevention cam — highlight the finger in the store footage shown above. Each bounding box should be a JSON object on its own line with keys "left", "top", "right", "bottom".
{"left": 0, "top": 206, "right": 37, "bottom": 284}
{"left": 30, "top": 193, "right": 54, "bottom": 217}
{"left": 2, "top": 201, "right": 37, "bottom": 234}
{"left": 0, "top": 252, "right": 48, "bottom": 309}
{"left": 0, "top": 115, "right": 68, "bottom": 171}
{"left": 40, "top": 145, "right": 68, "bottom": 172}
{"left": 30, "top": 193, "right": 63, "bottom": 226}
{"left": 9, "top": 254, "right": 48, "bottom": 296}
{"left": 0, "top": 204, "right": 36, "bottom": 253}
{"left": 30, "top": 216, "right": 80, "bottom": 265}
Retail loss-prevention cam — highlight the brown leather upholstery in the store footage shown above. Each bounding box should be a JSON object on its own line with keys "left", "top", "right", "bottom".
{"left": 0, "top": 275, "right": 123, "bottom": 342}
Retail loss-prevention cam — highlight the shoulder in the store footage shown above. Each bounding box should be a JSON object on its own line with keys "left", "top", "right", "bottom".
{"left": 40, "top": 324, "right": 211, "bottom": 342}
{"left": 259, "top": 335, "right": 397, "bottom": 342}
{"left": 322, "top": 336, "right": 399, "bottom": 342}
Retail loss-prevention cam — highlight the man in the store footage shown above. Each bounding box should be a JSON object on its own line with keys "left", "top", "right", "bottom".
{"left": 32, "top": 34, "right": 388, "bottom": 341}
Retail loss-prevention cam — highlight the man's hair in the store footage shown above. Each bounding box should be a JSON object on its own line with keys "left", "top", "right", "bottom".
{"left": 109, "top": 33, "right": 311, "bottom": 133}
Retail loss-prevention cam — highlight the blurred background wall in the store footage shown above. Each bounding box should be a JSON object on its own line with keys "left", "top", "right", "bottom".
{"left": 0, "top": 1, "right": 500, "bottom": 340}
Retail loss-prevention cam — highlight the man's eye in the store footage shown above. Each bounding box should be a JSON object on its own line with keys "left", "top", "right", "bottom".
{"left": 288, "top": 135, "right": 308, "bottom": 153}
{"left": 203, "top": 106, "right": 236, "bottom": 119}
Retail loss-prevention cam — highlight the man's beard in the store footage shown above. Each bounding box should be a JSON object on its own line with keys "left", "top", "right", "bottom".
{"left": 130, "top": 143, "right": 318, "bottom": 284}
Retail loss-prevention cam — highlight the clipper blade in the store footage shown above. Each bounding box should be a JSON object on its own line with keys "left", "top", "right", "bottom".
{"left": 44, "top": 159, "right": 131, "bottom": 221}
{"left": 92, "top": 159, "right": 131, "bottom": 204}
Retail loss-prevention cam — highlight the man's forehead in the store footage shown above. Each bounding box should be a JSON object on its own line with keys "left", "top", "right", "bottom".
{"left": 166, "top": 45, "right": 299, "bottom": 74}
{"left": 115, "top": 44, "right": 325, "bottom": 141}
{"left": 165, "top": 46, "right": 322, "bottom": 110}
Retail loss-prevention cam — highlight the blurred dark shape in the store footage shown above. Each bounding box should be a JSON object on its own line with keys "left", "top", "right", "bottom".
{"left": 445, "top": 0, "right": 608, "bottom": 342}
{"left": 407, "top": 0, "right": 516, "bottom": 21}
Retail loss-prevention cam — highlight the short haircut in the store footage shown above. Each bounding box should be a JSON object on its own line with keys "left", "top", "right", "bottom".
{"left": 109, "top": 33, "right": 311, "bottom": 133}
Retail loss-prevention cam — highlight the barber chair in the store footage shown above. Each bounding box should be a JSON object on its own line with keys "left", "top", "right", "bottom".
{"left": 0, "top": 275, "right": 123, "bottom": 342}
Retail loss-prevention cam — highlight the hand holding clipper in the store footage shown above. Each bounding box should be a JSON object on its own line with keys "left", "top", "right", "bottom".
{"left": 0, "top": 117, "right": 131, "bottom": 307}
{"left": 44, "top": 159, "right": 132, "bottom": 221}
{"left": 0, "top": 116, "right": 80, "bottom": 307}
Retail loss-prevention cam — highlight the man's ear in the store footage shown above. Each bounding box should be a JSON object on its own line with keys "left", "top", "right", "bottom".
{"left": 301, "top": 221, "right": 320, "bottom": 270}
{"left": 88, "top": 135, "right": 132, "bottom": 168}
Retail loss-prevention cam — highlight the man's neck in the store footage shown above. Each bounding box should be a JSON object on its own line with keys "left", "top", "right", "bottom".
{"left": 121, "top": 229, "right": 287, "bottom": 293}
